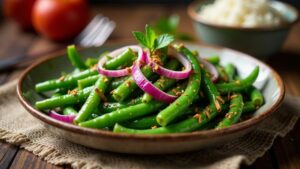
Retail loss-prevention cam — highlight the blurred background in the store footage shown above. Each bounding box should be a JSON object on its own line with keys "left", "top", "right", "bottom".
{"left": 0, "top": 0, "right": 299, "bottom": 66}
{"left": 91, "top": 0, "right": 300, "bottom": 8}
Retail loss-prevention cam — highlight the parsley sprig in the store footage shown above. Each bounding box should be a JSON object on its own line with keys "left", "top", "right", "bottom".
{"left": 133, "top": 25, "right": 174, "bottom": 52}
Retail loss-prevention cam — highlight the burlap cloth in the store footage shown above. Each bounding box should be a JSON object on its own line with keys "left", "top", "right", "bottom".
{"left": 1, "top": 80, "right": 300, "bottom": 169}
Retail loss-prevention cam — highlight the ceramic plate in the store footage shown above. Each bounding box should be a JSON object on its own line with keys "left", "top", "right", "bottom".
{"left": 17, "top": 43, "right": 284, "bottom": 154}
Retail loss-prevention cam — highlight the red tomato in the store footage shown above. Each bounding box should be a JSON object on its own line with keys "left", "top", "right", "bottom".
{"left": 32, "top": 0, "right": 90, "bottom": 41}
{"left": 3, "top": 0, "right": 37, "bottom": 30}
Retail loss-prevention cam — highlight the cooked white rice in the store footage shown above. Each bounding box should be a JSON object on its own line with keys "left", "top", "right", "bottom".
{"left": 198, "top": 0, "right": 284, "bottom": 27}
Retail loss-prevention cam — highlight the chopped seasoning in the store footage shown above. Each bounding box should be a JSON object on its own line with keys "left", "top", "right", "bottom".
{"left": 178, "top": 43, "right": 184, "bottom": 49}
{"left": 225, "top": 113, "right": 232, "bottom": 119}
{"left": 204, "top": 109, "right": 211, "bottom": 119}
{"left": 235, "top": 80, "right": 241, "bottom": 85}
{"left": 68, "top": 89, "right": 78, "bottom": 95}
{"left": 95, "top": 88, "right": 108, "bottom": 102}
{"left": 103, "top": 77, "right": 109, "bottom": 83}
{"left": 103, "top": 102, "right": 109, "bottom": 107}
{"left": 229, "top": 104, "right": 236, "bottom": 108}
{"left": 230, "top": 94, "right": 238, "bottom": 99}
{"left": 91, "top": 64, "right": 98, "bottom": 71}
{"left": 193, "top": 114, "right": 203, "bottom": 123}
{"left": 153, "top": 64, "right": 159, "bottom": 71}
{"left": 175, "top": 91, "right": 182, "bottom": 96}
{"left": 125, "top": 81, "right": 131, "bottom": 87}
{"left": 126, "top": 67, "right": 132, "bottom": 74}
{"left": 58, "top": 76, "right": 65, "bottom": 81}
{"left": 216, "top": 96, "right": 225, "bottom": 104}
{"left": 151, "top": 55, "right": 162, "bottom": 65}
{"left": 214, "top": 100, "right": 221, "bottom": 112}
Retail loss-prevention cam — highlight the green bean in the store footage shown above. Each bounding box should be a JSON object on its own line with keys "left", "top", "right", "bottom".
{"left": 142, "top": 59, "right": 180, "bottom": 103}
{"left": 78, "top": 75, "right": 128, "bottom": 91}
{"left": 242, "top": 101, "right": 258, "bottom": 113}
{"left": 78, "top": 75, "right": 99, "bottom": 89}
{"left": 216, "top": 65, "right": 229, "bottom": 82}
{"left": 192, "top": 51, "right": 220, "bottom": 66}
{"left": 52, "top": 93, "right": 62, "bottom": 98}
{"left": 216, "top": 93, "right": 244, "bottom": 129}
{"left": 100, "top": 97, "right": 142, "bottom": 113}
{"left": 112, "top": 65, "right": 153, "bottom": 102}
{"left": 205, "top": 56, "right": 220, "bottom": 65}
{"left": 156, "top": 45, "right": 201, "bottom": 126}
{"left": 122, "top": 108, "right": 195, "bottom": 129}
{"left": 198, "top": 117, "right": 223, "bottom": 130}
{"left": 224, "top": 63, "right": 236, "bottom": 82}
{"left": 104, "top": 48, "right": 136, "bottom": 70}
{"left": 110, "top": 77, "right": 128, "bottom": 90}
{"left": 67, "top": 45, "right": 88, "bottom": 70}
{"left": 113, "top": 103, "right": 229, "bottom": 134}
{"left": 122, "top": 115, "right": 159, "bottom": 129}
{"left": 63, "top": 107, "right": 78, "bottom": 115}
{"left": 103, "top": 82, "right": 192, "bottom": 114}
{"left": 35, "top": 69, "right": 98, "bottom": 93}
{"left": 79, "top": 101, "right": 165, "bottom": 128}
{"left": 201, "top": 69, "right": 223, "bottom": 113}
{"left": 79, "top": 82, "right": 186, "bottom": 129}
{"left": 35, "top": 86, "right": 93, "bottom": 110}
{"left": 216, "top": 66, "right": 259, "bottom": 94}
{"left": 85, "top": 58, "right": 99, "bottom": 67}
{"left": 75, "top": 76, "right": 111, "bottom": 123}
{"left": 247, "top": 86, "right": 264, "bottom": 107}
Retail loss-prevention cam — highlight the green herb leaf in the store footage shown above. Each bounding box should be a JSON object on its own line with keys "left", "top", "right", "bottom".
{"left": 154, "top": 34, "right": 174, "bottom": 50}
{"left": 145, "top": 25, "right": 156, "bottom": 49}
{"left": 132, "top": 31, "right": 147, "bottom": 48}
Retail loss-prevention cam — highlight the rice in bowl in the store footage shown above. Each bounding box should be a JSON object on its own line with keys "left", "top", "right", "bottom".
{"left": 198, "top": 0, "right": 286, "bottom": 27}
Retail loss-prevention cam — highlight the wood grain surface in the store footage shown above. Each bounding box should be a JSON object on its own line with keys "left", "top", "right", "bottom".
{"left": 0, "top": 4, "right": 299, "bottom": 169}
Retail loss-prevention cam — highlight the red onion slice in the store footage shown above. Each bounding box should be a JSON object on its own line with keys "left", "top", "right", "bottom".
{"left": 198, "top": 58, "right": 219, "bottom": 82}
{"left": 132, "top": 51, "right": 177, "bottom": 103}
{"left": 98, "top": 45, "right": 143, "bottom": 77}
{"left": 49, "top": 110, "right": 76, "bottom": 124}
{"left": 145, "top": 47, "right": 192, "bottom": 80}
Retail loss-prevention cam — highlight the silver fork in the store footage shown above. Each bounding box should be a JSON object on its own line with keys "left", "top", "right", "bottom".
{"left": 0, "top": 14, "right": 116, "bottom": 72}
{"left": 75, "top": 14, "right": 116, "bottom": 47}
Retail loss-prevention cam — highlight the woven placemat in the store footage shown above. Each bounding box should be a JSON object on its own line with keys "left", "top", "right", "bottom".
{"left": 1, "top": 80, "right": 299, "bottom": 169}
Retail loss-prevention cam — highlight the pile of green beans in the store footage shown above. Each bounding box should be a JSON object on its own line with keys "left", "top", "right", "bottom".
{"left": 34, "top": 44, "right": 264, "bottom": 134}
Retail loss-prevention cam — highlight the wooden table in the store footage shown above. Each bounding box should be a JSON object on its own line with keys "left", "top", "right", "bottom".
{"left": 0, "top": 4, "right": 300, "bottom": 169}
